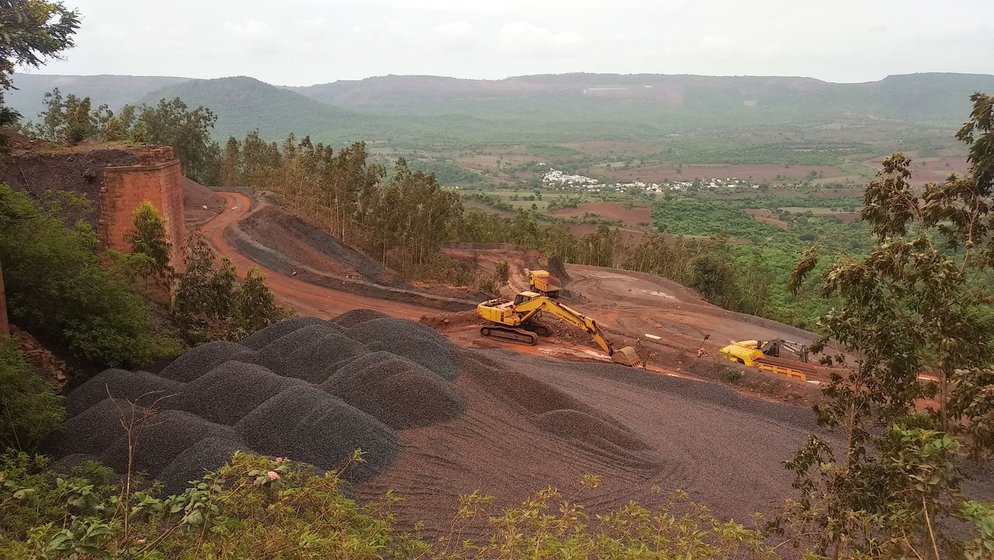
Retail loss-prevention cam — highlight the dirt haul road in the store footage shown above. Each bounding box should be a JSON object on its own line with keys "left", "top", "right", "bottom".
{"left": 200, "top": 191, "right": 435, "bottom": 320}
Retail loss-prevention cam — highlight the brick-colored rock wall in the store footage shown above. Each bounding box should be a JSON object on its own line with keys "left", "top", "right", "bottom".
{"left": 100, "top": 147, "right": 187, "bottom": 272}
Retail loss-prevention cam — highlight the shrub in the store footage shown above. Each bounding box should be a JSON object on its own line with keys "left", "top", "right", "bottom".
{"left": 0, "top": 340, "right": 63, "bottom": 451}
{"left": 171, "top": 236, "right": 292, "bottom": 344}
{"left": 0, "top": 185, "right": 180, "bottom": 369}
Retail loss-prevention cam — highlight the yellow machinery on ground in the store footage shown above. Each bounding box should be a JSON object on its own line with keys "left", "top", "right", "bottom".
{"left": 528, "top": 270, "right": 562, "bottom": 298}
{"left": 477, "top": 291, "right": 642, "bottom": 367}
{"left": 719, "top": 339, "right": 814, "bottom": 381}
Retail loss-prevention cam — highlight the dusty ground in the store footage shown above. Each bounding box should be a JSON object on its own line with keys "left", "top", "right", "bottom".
{"left": 745, "top": 208, "right": 789, "bottom": 229}
{"left": 361, "top": 347, "right": 821, "bottom": 536}
{"left": 869, "top": 154, "right": 969, "bottom": 186}
{"left": 551, "top": 202, "right": 653, "bottom": 226}
{"left": 195, "top": 189, "right": 826, "bottom": 385}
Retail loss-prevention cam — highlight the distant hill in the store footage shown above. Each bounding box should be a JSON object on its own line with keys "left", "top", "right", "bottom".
{"left": 8, "top": 74, "right": 190, "bottom": 120}
{"left": 8, "top": 72, "right": 994, "bottom": 150}
{"left": 137, "top": 76, "right": 365, "bottom": 142}
{"left": 289, "top": 72, "right": 994, "bottom": 126}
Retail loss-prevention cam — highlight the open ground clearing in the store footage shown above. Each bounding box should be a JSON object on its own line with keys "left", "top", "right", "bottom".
{"left": 551, "top": 202, "right": 653, "bottom": 226}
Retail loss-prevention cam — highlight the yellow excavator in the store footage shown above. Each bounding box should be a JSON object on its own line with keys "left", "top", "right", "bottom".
{"left": 476, "top": 291, "right": 642, "bottom": 367}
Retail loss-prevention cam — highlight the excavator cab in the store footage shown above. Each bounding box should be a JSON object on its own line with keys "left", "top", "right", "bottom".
{"left": 514, "top": 291, "right": 541, "bottom": 306}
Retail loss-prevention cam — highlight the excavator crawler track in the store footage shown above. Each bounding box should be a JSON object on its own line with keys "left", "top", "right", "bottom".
{"left": 523, "top": 323, "right": 552, "bottom": 337}
{"left": 480, "top": 325, "right": 538, "bottom": 345}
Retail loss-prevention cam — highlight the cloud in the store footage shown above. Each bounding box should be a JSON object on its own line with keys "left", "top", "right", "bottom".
{"left": 499, "top": 22, "right": 581, "bottom": 55}
{"left": 222, "top": 19, "right": 274, "bottom": 39}
{"left": 434, "top": 21, "right": 474, "bottom": 41}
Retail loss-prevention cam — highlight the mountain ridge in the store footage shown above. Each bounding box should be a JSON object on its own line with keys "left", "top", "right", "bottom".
{"left": 9, "top": 72, "right": 994, "bottom": 148}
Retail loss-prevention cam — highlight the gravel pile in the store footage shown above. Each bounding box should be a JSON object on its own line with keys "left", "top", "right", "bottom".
{"left": 99, "top": 410, "right": 236, "bottom": 476}
{"left": 240, "top": 317, "right": 331, "bottom": 349}
{"left": 175, "top": 361, "right": 305, "bottom": 425}
{"left": 324, "top": 354, "right": 464, "bottom": 429}
{"left": 47, "top": 313, "right": 462, "bottom": 492}
{"left": 330, "top": 308, "right": 388, "bottom": 328}
{"left": 349, "top": 318, "right": 456, "bottom": 380}
{"left": 49, "top": 453, "right": 101, "bottom": 474}
{"left": 157, "top": 437, "right": 256, "bottom": 494}
{"left": 325, "top": 351, "right": 396, "bottom": 384}
{"left": 159, "top": 341, "right": 256, "bottom": 382}
{"left": 66, "top": 369, "right": 184, "bottom": 417}
{"left": 236, "top": 386, "right": 398, "bottom": 482}
{"left": 348, "top": 317, "right": 447, "bottom": 346}
{"left": 46, "top": 398, "right": 143, "bottom": 456}
{"left": 257, "top": 330, "right": 365, "bottom": 383}
{"left": 367, "top": 339, "right": 456, "bottom": 381}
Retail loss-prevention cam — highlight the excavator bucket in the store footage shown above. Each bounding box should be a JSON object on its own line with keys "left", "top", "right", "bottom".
{"left": 612, "top": 346, "right": 642, "bottom": 368}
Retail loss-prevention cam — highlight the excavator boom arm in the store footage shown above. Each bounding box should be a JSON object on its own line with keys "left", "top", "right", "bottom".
{"left": 515, "top": 298, "right": 614, "bottom": 355}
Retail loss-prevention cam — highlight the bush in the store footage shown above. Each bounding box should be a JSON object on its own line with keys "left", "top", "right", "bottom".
{"left": 0, "top": 340, "right": 64, "bottom": 451}
{"left": 0, "top": 185, "right": 181, "bottom": 369}
{"left": 689, "top": 253, "right": 738, "bottom": 307}
{"left": 1, "top": 452, "right": 781, "bottom": 560}
{"left": 171, "top": 236, "right": 292, "bottom": 344}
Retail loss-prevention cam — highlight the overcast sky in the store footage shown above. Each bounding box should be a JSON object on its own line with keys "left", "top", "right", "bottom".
{"left": 25, "top": 0, "right": 994, "bottom": 86}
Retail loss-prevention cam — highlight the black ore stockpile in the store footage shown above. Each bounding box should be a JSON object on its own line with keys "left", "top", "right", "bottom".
{"left": 158, "top": 340, "right": 256, "bottom": 382}
{"left": 349, "top": 318, "right": 457, "bottom": 380}
{"left": 66, "top": 369, "right": 183, "bottom": 417}
{"left": 239, "top": 316, "right": 330, "bottom": 349}
{"left": 324, "top": 353, "right": 464, "bottom": 429}
{"left": 45, "top": 313, "right": 462, "bottom": 494}
{"left": 175, "top": 361, "right": 307, "bottom": 425}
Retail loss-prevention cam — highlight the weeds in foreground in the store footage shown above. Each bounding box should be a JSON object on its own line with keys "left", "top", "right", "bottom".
{"left": 1, "top": 452, "right": 778, "bottom": 559}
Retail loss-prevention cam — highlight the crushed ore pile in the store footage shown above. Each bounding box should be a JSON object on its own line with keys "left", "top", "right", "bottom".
{"left": 45, "top": 311, "right": 464, "bottom": 493}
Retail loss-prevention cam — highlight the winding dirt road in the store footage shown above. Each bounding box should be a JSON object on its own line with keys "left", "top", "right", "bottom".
{"left": 201, "top": 191, "right": 434, "bottom": 320}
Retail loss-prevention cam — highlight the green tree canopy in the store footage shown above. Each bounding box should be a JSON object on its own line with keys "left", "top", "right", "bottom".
{"left": 0, "top": 0, "right": 79, "bottom": 128}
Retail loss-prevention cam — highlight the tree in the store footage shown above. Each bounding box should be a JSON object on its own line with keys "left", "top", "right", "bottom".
{"left": 171, "top": 235, "right": 290, "bottom": 344}
{"left": 0, "top": 0, "right": 80, "bottom": 132}
{"left": 28, "top": 87, "right": 111, "bottom": 143}
{"left": 776, "top": 93, "right": 994, "bottom": 558}
{"left": 127, "top": 98, "right": 220, "bottom": 184}
{"left": 123, "top": 201, "right": 174, "bottom": 296}
{"left": 128, "top": 202, "right": 172, "bottom": 273}
{"left": 220, "top": 136, "right": 241, "bottom": 188}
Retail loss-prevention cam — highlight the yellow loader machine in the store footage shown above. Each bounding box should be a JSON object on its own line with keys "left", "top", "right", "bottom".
{"left": 476, "top": 291, "right": 642, "bottom": 367}
{"left": 719, "top": 339, "right": 815, "bottom": 381}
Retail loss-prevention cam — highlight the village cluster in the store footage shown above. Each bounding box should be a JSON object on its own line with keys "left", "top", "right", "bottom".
{"left": 540, "top": 167, "right": 762, "bottom": 193}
